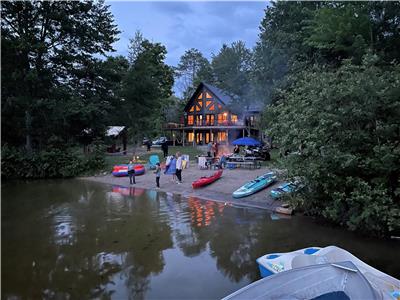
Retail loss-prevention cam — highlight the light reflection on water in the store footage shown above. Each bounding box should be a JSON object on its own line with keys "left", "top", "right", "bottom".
{"left": 2, "top": 179, "right": 400, "bottom": 299}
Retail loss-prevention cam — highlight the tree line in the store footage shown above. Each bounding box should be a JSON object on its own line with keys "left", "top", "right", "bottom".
{"left": 1, "top": 1, "right": 174, "bottom": 178}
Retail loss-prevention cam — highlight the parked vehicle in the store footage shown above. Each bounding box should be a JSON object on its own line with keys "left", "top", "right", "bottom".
{"left": 142, "top": 137, "right": 150, "bottom": 145}
{"left": 152, "top": 136, "right": 173, "bottom": 146}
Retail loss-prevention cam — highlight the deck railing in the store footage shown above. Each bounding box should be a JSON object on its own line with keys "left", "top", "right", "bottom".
{"left": 163, "top": 120, "right": 258, "bottom": 129}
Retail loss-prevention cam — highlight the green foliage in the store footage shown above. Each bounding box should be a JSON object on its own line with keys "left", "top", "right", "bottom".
{"left": 264, "top": 60, "right": 400, "bottom": 236}
{"left": 1, "top": 0, "right": 120, "bottom": 150}
{"left": 211, "top": 41, "right": 253, "bottom": 108}
{"left": 175, "top": 48, "right": 212, "bottom": 98}
{"left": 2, "top": 140, "right": 107, "bottom": 179}
{"left": 123, "top": 36, "right": 174, "bottom": 140}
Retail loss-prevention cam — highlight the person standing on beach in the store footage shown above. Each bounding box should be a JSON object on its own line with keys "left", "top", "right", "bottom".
{"left": 161, "top": 141, "right": 168, "bottom": 158}
{"left": 207, "top": 142, "right": 212, "bottom": 157}
{"left": 165, "top": 155, "right": 177, "bottom": 182}
{"left": 128, "top": 160, "right": 135, "bottom": 184}
{"left": 154, "top": 162, "right": 161, "bottom": 188}
{"left": 175, "top": 152, "right": 183, "bottom": 184}
{"left": 146, "top": 140, "right": 152, "bottom": 152}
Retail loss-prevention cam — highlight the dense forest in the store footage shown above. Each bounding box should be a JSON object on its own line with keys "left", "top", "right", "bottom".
{"left": 2, "top": 1, "right": 399, "bottom": 235}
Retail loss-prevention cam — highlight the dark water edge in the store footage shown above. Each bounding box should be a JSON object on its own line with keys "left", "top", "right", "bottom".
{"left": 2, "top": 179, "right": 400, "bottom": 299}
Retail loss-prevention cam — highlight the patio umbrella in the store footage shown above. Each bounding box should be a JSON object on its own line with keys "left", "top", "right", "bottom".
{"left": 232, "top": 137, "right": 261, "bottom": 146}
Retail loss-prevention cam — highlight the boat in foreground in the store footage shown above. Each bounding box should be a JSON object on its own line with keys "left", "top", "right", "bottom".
{"left": 233, "top": 172, "right": 276, "bottom": 198}
{"left": 222, "top": 261, "right": 383, "bottom": 300}
{"left": 112, "top": 164, "right": 145, "bottom": 176}
{"left": 192, "top": 170, "right": 223, "bottom": 189}
{"left": 256, "top": 245, "right": 400, "bottom": 298}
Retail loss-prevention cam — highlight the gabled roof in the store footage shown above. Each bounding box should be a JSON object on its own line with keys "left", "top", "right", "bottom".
{"left": 202, "top": 82, "right": 235, "bottom": 105}
{"left": 184, "top": 82, "right": 236, "bottom": 112}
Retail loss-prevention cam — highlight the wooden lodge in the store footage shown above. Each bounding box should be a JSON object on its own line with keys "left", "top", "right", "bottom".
{"left": 164, "top": 82, "right": 261, "bottom": 146}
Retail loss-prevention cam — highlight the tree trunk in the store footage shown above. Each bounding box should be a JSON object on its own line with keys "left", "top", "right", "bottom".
{"left": 25, "top": 110, "right": 32, "bottom": 153}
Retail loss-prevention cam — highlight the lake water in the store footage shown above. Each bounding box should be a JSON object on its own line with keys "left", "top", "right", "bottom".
{"left": 2, "top": 180, "right": 400, "bottom": 299}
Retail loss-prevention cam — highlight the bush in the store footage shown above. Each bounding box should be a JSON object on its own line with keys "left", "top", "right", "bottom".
{"left": 1, "top": 141, "right": 106, "bottom": 179}
{"left": 265, "top": 60, "right": 400, "bottom": 236}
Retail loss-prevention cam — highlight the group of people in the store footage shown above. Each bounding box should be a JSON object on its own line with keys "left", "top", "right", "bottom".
{"left": 127, "top": 151, "right": 184, "bottom": 189}
{"left": 164, "top": 152, "right": 184, "bottom": 184}
{"left": 207, "top": 141, "right": 219, "bottom": 157}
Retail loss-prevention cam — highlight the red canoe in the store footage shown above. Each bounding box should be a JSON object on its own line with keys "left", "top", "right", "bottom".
{"left": 192, "top": 170, "right": 223, "bottom": 189}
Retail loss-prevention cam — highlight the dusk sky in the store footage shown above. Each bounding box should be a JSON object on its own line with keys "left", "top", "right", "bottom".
{"left": 107, "top": 1, "right": 268, "bottom": 67}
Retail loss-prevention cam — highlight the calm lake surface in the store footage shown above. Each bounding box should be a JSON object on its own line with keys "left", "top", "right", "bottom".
{"left": 2, "top": 179, "right": 400, "bottom": 299}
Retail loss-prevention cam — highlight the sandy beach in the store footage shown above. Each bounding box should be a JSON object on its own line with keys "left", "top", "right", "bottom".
{"left": 82, "top": 163, "right": 284, "bottom": 211}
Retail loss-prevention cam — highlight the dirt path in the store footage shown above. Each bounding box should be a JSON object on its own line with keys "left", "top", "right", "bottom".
{"left": 82, "top": 165, "right": 284, "bottom": 211}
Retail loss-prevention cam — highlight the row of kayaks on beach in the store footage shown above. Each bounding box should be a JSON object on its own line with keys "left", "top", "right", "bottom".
{"left": 223, "top": 245, "right": 400, "bottom": 300}
{"left": 112, "top": 164, "right": 301, "bottom": 205}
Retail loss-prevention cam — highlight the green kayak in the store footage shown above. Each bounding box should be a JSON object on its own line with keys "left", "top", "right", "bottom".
{"left": 233, "top": 172, "right": 276, "bottom": 198}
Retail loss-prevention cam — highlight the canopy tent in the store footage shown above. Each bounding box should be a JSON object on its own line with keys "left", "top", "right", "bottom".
{"left": 232, "top": 137, "right": 261, "bottom": 146}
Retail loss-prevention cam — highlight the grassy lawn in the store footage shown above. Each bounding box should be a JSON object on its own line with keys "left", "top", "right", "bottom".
{"left": 103, "top": 145, "right": 204, "bottom": 172}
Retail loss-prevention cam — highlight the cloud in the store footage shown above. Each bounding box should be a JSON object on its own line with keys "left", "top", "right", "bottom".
{"left": 107, "top": 1, "right": 267, "bottom": 66}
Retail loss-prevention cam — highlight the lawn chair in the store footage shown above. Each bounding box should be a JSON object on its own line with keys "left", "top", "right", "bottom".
{"left": 148, "top": 154, "right": 160, "bottom": 170}
{"left": 198, "top": 156, "right": 207, "bottom": 169}
{"left": 182, "top": 154, "right": 190, "bottom": 168}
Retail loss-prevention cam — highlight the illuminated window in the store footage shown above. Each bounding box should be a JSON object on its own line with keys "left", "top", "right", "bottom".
{"left": 189, "top": 106, "right": 194, "bottom": 112}
{"left": 197, "top": 100, "right": 203, "bottom": 108}
{"left": 218, "top": 131, "right": 227, "bottom": 141}
{"left": 206, "top": 92, "right": 212, "bottom": 99}
{"left": 209, "top": 104, "right": 215, "bottom": 111}
{"left": 196, "top": 106, "right": 201, "bottom": 112}
{"left": 231, "top": 114, "right": 238, "bottom": 124}
{"left": 197, "top": 93, "right": 203, "bottom": 99}
{"left": 217, "top": 113, "right": 228, "bottom": 124}
{"left": 188, "top": 115, "right": 194, "bottom": 125}
{"left": 206, "top": 114, "right": 215, "bottom": 125}
{"left": 188, "top": 132, "right": 194, "bottom": 142}
{"left": 206, "top": 100, "right": 212, "bottom": 107}
{"left": 196, "top": 115, "right": 203, "bottom": 125}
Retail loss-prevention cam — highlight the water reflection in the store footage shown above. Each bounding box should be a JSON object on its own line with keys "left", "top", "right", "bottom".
{"left": 2, "top": 180, "right": 400, "bottom": 299}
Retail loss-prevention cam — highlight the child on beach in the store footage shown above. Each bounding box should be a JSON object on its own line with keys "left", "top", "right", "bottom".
{"left": 154, "top": 162, "right": 161, "bottom": 188}
{"left": 175, "top": 152, "right": 183, "bottom": 184}
{"left": 128, "top": 160, "right": 135, "bottom": 184}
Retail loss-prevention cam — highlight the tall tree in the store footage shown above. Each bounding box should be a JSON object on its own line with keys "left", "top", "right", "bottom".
{"left": 122, "top": 38, "right": 174, "bottom": 142}
{"left": 175, "top": 48, "right": 211, "bottom": 99}
{"left": 1, "top": 0, "right": 119, "bottom": 151}
{"left": 211, "top": 41, "right": 253, "bottom": 108}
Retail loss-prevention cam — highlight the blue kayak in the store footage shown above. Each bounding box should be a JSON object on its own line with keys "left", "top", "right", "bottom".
{"left": 233, "top": 172, "right": 276, "bottom": 198}
{"left": 270, "top": 182, "right": 302, "bottom": 199}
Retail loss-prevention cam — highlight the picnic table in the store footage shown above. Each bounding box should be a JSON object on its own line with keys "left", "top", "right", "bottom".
{"left": 227, "top": 155, "right": 261, "bottom": 169}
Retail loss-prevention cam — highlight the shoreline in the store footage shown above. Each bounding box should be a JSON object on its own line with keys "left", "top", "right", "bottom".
{"left": 81, "top": 165, "right": 284, "bottom": 211}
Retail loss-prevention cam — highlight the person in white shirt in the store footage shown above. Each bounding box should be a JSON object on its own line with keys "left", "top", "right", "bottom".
{"left": 175, "top": 152, "right": 183, "bottom": 184}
